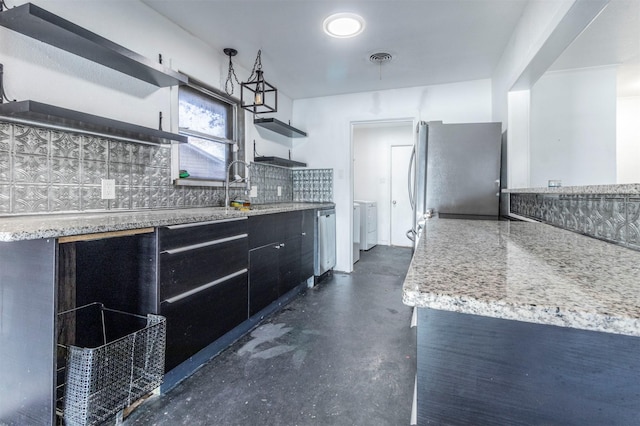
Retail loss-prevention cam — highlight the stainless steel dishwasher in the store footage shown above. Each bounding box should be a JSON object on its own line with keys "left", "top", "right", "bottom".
{"left": 314, "top": 208, "right": 336, "bottom": 282}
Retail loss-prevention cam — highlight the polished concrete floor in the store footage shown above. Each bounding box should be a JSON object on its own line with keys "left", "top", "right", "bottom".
{"left": 125, "top": 245, "right": 416, "bottom": 426}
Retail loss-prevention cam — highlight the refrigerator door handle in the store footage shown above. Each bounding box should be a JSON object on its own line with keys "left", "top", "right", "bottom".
{"left": 408, "top": 145, "right": 416, "bottom": 210}
{"left": 406, "top": 229, "right": 415, "bottom": 242}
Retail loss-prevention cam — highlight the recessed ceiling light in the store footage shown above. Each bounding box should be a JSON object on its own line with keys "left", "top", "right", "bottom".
{"left": 323, "top": 13, "right": 365, "bottom": 38}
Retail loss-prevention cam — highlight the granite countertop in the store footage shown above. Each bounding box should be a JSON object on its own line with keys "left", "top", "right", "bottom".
{"left": 402, "top": 219, "right": 640, "bottom": 337}
{"left": 0, "top": 203, "right": 333, "bottom": 242}
{"left": 503, "top": 183, "right": 640, "bottom": 195}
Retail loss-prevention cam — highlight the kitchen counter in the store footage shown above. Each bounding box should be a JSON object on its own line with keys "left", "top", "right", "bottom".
{"left": 0, "top": 203, "right": 333, "bottom": 242}
{"left": 402, "top": 218, "right": 640, "bottom": 337}
{"left": 503, "top": 183, "right": 640, "bottom": 194}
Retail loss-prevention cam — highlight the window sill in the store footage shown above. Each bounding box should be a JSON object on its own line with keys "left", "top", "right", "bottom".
{"left": 173, "top": 179, "right": 246, "bottom": 188}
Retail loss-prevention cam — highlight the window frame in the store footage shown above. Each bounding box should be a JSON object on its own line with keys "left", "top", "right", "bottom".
{"left": 175, "top": 78, "right": 245, "bottom": 186}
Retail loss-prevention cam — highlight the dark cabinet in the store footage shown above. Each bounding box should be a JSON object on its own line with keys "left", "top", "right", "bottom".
{"left": 158, "top": 217, "right": 248, "bottom": 371}
{"left": 161, "top": 272, "right": 247, "bottom": 371}
{"left": 279, "top": 234, "right": 301, "bottom": 295}
{"left": 248, "top": 243, "right": 281, "bottom": 316}
{"left": 300, "top": 209, "right": 315, "bottom": 282}
{"left": 248, "top": 210, "right": 316, "bottom": 316}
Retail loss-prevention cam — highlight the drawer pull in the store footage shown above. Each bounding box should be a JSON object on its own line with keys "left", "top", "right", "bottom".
{"left": 164, "top": 269, "right": 248, "bottom": 304}
{"left": 162, "top": 233, "right": 247, "bottom": 254}
{"left": 164, "top": 216, "right": 247, "bottom": 230}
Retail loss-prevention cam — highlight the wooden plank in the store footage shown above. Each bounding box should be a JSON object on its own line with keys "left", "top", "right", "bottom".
{"left": 58, "top": 228, "right": 154, "bottom": 244}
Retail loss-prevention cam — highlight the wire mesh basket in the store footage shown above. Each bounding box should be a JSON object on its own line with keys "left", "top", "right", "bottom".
{"left": 56, "top": 302, "right": 166, "bottom": 426}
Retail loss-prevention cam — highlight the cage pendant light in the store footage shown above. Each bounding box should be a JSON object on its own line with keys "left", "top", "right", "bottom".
{"left": 241, "top": 50, "right": 277, "bottom": 114}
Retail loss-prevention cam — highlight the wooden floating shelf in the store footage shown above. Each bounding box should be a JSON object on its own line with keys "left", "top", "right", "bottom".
{"left": 0, "top": 3, "right": 188, "bottom": 87}
{"left": 0, "top": 100, "right": 187, "bottom": 145}
{"left": 254, "top": 118, "right": 307, "bottom": 138}
{"left": 253, "top": 156, "right": 307, "bottom": 168}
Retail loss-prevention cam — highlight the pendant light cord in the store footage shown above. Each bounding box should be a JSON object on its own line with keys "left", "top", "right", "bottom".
{"left": 225, "top": 54, "right": 240, "bottom": 96}
{"left": 247, "top": 50, "right": 263, "bottom": 82}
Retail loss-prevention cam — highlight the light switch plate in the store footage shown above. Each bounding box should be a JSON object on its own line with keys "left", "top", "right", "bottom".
{"left": 101, "top": 179, "right": 116, "bottom": 199}
{"left": 277, "top": 186, "right": 282, "bottom": 197}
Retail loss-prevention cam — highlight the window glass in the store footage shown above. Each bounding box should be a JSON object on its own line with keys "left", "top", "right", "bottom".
{"left": 178, "top": 85, "right": 236, "bottom": 181}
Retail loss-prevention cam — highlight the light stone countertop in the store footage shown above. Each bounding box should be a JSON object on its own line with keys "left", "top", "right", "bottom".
{"left": 0, "top": 203, "right": 333, "bottom": 242}
{"left": 402, "top": 219, "right": 640, "bottom": 337}
{"left": 503, "top": 183, "right": 640, "bottom": 195}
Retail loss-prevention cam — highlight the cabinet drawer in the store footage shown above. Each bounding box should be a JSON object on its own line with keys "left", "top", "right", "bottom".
{"left": 161, "top": 272, "right": 248, "bottom": 371}
{"left": 159, "top": 217, "right": 247, "bottom": 251}
{"left": 160, "top": 237, "right": 247, "bottom": 301}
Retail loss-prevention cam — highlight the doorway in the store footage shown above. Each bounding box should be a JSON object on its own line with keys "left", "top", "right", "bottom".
{"left": 352, "top": 120, "right": 414, "bottom": 253}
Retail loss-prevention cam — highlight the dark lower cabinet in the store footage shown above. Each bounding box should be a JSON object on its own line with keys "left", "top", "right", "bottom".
{"left": 158, "top": 218, "right": 248, "bottom": 372}
{"left": 248, "top": 209, "right": 316, "bottom": 316}
{"left": 417, "top": 308, "right": 640, "bottom": 425}
{"left": 159, "top": 210, "right": 317, "bottom": 371}
{"left": 162, "top": 273, "right": 248, "bottom": 371}
{"left": 249, "top": 243, "right": 281, "bottom": 316}
{"left": 300, "top": 209, "right": 315, "bottom": 281}
{"left": 159, "top": 237, "right": 247, "bottom": 301}
{"left": 279, "top": 235, "right": 301, "bottom": 295}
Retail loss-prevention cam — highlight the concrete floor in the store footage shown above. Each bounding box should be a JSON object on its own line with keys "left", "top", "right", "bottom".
{"left": 125, "top": 245, "right": 416, "bottom": 426}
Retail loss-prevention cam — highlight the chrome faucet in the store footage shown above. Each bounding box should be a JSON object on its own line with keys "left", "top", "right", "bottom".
{"left": 225, "top": 160, "right": 251, "bottom": 211}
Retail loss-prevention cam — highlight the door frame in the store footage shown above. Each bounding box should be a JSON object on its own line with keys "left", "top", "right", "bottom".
{"left": 350, "top": 117, "right": 417, "bottom": 267}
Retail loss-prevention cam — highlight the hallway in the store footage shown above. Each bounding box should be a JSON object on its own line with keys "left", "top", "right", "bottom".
{"left": 126, "top": 245, "right": 416, "bottom": 426}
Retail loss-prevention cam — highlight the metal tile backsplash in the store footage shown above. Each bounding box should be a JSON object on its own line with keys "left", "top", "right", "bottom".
{"left": 510, "top": 193, "right": 640, "bottom": 251}
{"left": 0, "top": 121, "right": 333, "bottom": 215}
{"left": 249, "top": 162, "right": 293, "bottom": 204}
{"left": 248, "top": 163, "right": 334, "bottom": 205}
{"left": 292, "top": 168, "right": 333, "bottom": 203}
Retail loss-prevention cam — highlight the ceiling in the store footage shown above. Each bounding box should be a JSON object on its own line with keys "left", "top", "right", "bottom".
{"left": 142, "top": 0, "right": 529, "bottom": 100}
{"left": 142, "top": 0, "right": 639, "bottom": 100}
{"left": 547, "top": 0, "right": 640, "bottom": 97}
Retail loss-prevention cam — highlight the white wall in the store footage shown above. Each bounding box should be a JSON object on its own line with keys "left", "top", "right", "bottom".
{"left": 353, "top": 123, "right": 413, "bottom": 246}
{"left": 529, "top": 67, "right": 617, "bottom": 187}
{"left": 492, "top": 0, "right": 576, "bottom": 127}
{"left": 491, "top": 0, "right": 608, "bottom": 190}
{"left": 292, "top": 79, "right": 493, "bottom": 272}
{"left": 0, "top": 0, "right": 293, "bottom": 166}
{"left": 617, "top": 96, "right": 640, "bottom": 184}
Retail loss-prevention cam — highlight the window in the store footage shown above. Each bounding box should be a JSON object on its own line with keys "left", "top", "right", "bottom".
{"left": 178, "top": 82, "right": 242, "bottom": 182}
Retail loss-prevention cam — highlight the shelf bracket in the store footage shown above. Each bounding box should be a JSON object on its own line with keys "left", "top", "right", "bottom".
{"left": 0, "top": 63, "right": 15, "bottom": 104}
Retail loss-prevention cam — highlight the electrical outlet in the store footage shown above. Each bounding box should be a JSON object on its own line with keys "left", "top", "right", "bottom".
{"left": 277, "top": 186, "right": 282, "bottom": 197}
{"left": 250, "top": 185, "right": 258, "bottom": 198}
{"left": 101, "top": 179, "right": 116, "bottom": 199}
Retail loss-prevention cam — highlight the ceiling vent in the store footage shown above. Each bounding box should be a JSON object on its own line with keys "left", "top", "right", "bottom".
{"left": 369, "top": 52, "right": 392, "bottom": 80}
{"left": 369, "top": 52, "right": 393, "bottom": 63}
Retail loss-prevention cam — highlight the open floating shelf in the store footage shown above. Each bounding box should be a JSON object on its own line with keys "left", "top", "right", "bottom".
{"left": 253, "top": 156, "right": 307, "bottom": 168}
{"left": 254, "top": 118, "right": 307, "bottom": 138}
{"left": 0, "top": 3, "right": 188, "bottom": 87}
{"left": 0, "top": 100, "right": 187, "bottom": 144}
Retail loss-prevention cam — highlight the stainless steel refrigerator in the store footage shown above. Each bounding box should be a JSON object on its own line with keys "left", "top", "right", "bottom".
{"left": 408, "top": 121, "right": 502, "bottom": 246}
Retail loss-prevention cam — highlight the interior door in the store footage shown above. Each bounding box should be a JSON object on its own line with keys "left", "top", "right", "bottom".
{"left": 390, "top": 145, "right": 413, "bottom": 247}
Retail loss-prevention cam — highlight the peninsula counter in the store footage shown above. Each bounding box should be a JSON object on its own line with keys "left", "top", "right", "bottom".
{"left": 403, "top": 219, "right": 640, "bottom": 425}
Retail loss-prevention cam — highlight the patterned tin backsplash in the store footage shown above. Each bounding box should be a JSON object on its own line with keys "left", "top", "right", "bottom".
{"left": 292, "top": 168, "right": 333, "bottom": 203}
{"left": 249, "top": 162, "right": 293, "bottom": 204}
{"left": 510, "top": 193, "right": 640, "bottom": 251}
{"left": 0, "top": 121, "right": 332, "bottom": 215}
